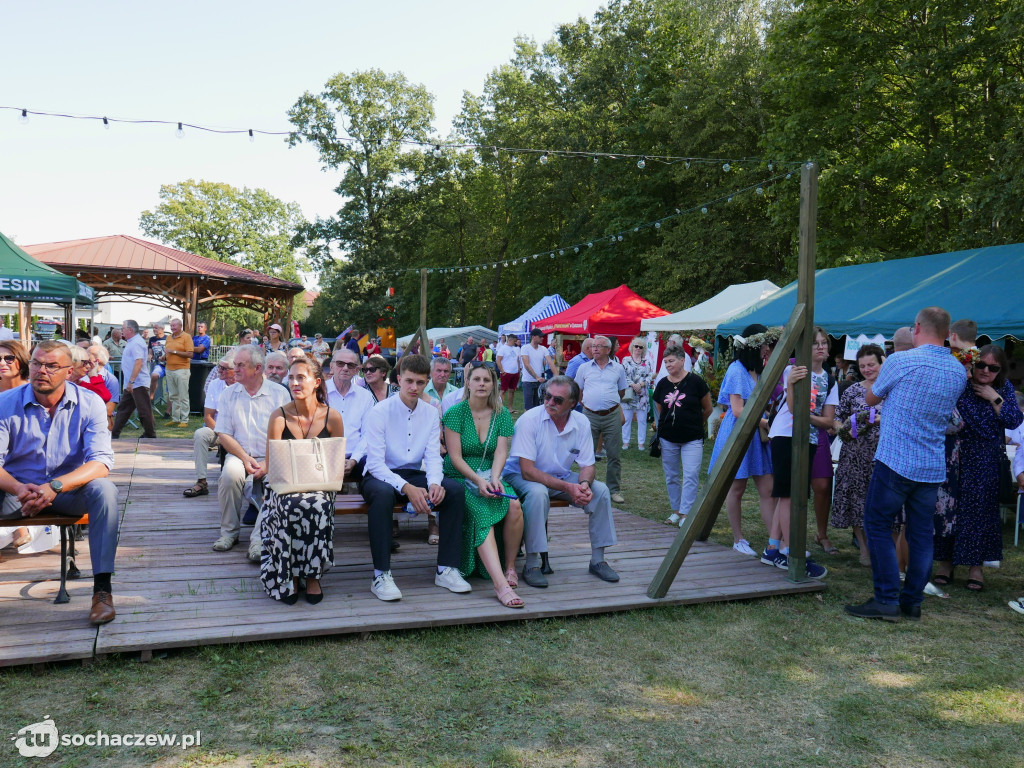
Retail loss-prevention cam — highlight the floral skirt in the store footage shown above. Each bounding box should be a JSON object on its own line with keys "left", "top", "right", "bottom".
{"left": 260, "top": 487, "right": 335, "bottom": 600}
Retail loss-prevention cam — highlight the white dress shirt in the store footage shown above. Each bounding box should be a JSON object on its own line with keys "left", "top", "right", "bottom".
{"left": 0, "top": 326, "right": 13, "bottom": 341}
{"left": 327, "top": 380, "right": 375, "bottom": 461}
{"left": 204, "top": 377, "right": 227, "bottom": 412}
{"left": 574, "top": 359, "right": 627, "bottom": 411}
{"left": 215, "top": 378, "right": 291, "bottom": 459}
{"left": 364, "top": 394, "right": 443, "bottom": 492}
{"left": 440, "top": 387, "right": 465, "bottom": 415}
{"left": 503, "top": 405, "right": 595, "bottom": 479}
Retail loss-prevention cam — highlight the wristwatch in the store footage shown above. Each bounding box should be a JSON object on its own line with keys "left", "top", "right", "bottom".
{"left": 49, "top": 479, "right": 63, "bottom": 494}
{"left": 994, "top": 396, "right": 1004, "bottom": 406}
{"left": 579, "top": 479, "right": 591, "bottom": 488}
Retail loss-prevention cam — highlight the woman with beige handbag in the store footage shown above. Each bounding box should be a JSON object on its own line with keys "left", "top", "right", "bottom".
{"left": 262, "top": 356, "right": 346, "bottom": 605}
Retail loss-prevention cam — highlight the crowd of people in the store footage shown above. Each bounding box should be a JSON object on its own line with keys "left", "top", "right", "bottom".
{"left": 2, "top": 306, "right": 1022, "bottom": 626}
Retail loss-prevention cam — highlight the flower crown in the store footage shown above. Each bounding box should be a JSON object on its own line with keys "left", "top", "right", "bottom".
{"left": 951, "top": 346, "right": 982, "bottom": 366}
{"left": 732, "top": 327, "right": 783, "bottom": 349}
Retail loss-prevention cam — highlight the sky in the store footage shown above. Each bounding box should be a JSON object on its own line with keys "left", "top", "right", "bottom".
{"left": 0, "top": 0, "right": 607, "bottom": 282}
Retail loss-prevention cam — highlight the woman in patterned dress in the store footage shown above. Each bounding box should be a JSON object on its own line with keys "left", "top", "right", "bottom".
{"left": 831, "top": 344, "right": 885, "bottom": 565}
{"left": 707, "top": 324, "right": 774, "bottom": 556}
{"left": 621, "top": 336, "right": 655, "bottom": 450}
{"left": 442, "top": 363, "right": 525, "bottom": 609}
{"left": 261, "top": 357, "right": 344, "bottom": 605}
{"left": 934, "top": 346, "right": 1023, "bottom": 590}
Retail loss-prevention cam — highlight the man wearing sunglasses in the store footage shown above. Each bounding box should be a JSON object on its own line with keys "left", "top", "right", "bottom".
{"left": 326, "top": 348, "right": 374, "bottom": 483}
{"left": 503, "top": 375, "right": 619, "bottom": 587}
{"left": 0, "top": 341, "right": 119, "bottom": 625}
{"left": 845, "top": 307, "right": 967, "bottom": 622}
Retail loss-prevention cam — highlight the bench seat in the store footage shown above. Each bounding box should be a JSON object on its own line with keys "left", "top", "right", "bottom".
{"left": 0, "top": 514, "right": 89, "bottom": 604}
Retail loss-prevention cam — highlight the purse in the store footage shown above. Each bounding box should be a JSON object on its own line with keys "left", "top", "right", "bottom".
{"left": 464, "top": 413, "right": 498, "bottom": 497}
{"left": 267, "top": 436, "right": 347, "bottom": 494}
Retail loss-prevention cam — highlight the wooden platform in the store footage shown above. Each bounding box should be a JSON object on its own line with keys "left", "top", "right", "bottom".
{"left": 0, "top": 439, "right": 824, "bottom": 668}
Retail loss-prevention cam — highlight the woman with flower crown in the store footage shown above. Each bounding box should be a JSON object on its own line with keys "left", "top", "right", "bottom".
{"left": 707, "top": 324, "right": 775, "bottom": 556}
{"left": 654, "top": 345, "right": 713, "bottom": 528}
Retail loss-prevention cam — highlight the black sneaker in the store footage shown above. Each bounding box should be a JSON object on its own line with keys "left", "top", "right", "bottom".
{"left": 844, "top": 599, "right": 900, "bottom": 622}
{"left": 899, "top": 603, "right": 921, "bottom": 621}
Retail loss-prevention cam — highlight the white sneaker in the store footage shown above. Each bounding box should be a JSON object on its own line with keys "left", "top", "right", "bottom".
{"left": 611, "top": 492, "right": 626, "bottom": 504}
{"left": 435, "top": 566, "right": 472, "bottom": 593}
{"left": 1009, "top": 598, "right": 1024, "bottom": 616}
{"left": 622, "top": 444, "right": 630, "bottom": 451}
{"left": 212, "top": 535, "right": 237, "bottom": 552}
{"left": 371, "top": 571, "right": 402, "bottom": 601}
{"left": 665, "top": 513, "right": 682, "bottom": 526}
{"left": 247, "top": 537, "right": 261, "bottom": 563}
{"left": 733, "top": 539, "right": 757, "bottom": 557}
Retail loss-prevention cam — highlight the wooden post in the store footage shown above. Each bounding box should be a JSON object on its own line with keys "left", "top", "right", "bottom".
{"left": 18, "top": 302, "right": 31, "bottom": 344}
{"left": 647, "top": 305, "right": 807, "bottom": 598}
{"left": 418, "top": 268, "right": 429, "bottom": 355}
{"left": 787, "top": 162, "right": 818, "bottom": 582}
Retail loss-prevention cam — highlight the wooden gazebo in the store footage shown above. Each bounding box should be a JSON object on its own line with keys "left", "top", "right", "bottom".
{"left": 22, "top": 235, "right": 304, "bottom": 331}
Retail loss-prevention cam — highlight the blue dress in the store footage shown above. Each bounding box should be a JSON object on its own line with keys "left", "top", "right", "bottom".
{"left": 708, "top": 361, "right": 772, "bottom": 479}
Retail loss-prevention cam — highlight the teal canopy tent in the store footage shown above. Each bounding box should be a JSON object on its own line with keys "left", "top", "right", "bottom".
{"left": 0, "top": 230, "right": 95, "bottom": 306}
{"left": 718, "top": 243, "right": 1024, "bottom": 341}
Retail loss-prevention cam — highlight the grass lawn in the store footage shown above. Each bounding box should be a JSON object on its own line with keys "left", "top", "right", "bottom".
{"left": 2, "top": 422, "right": 1023, "bottom": 767}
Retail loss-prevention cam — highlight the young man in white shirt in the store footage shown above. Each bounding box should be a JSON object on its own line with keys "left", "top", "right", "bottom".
{"left": 361, "top": 354, "right": 470, "bottom": 601}
{"left": 498, "top": 336, "right": 522, "bottom": 413}
{"left": 503, "top": 375, "right": 619, "bottom": 587}
{"left": 520, "top": 329, "right": 552, "bottom": 410}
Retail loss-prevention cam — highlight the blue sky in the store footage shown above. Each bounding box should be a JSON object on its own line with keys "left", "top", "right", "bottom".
{"left": 0, "top": 0, "right": 605, "bottom": 258}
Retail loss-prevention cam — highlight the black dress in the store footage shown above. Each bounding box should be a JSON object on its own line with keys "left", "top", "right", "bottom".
{"left": 260, "top": 408, "right": 336, "bottom": 601}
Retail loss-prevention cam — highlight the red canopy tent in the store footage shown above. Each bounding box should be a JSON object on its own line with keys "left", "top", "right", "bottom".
{"left": 531, "top": 284, "right": 668, "bottom": 337}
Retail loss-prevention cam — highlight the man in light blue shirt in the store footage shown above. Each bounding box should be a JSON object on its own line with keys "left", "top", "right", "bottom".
{"left": 110, "top": 319, "right": 156, "bottom": 438}
{"left": 0, "top": 340, "right": 119, "bottom": 625}
{"left": 846, "top": 307, "right": 967, "bottom": 622}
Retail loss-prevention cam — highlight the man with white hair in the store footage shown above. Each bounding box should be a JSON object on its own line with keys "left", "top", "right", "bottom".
{"left": 574, "top": 335, "right": 628, "bottom": 504}
{"left": 263, "top": 351, "right": 289, "bottom": 385}
{"left": 111, "top": 319, "right": 157, "bottom": 438}
{"left": 211, "top": 345, "right": 290, "bottom": 554}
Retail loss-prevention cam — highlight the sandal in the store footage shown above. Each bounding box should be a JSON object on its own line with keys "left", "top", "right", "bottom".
{"left": 504, "top": 567, "right": 518, "bottom": 590}
{"left": 814, "top": 533, "right": 839, "bottom": 555}
{"left": 12, "top": 527, "right": 32, "bottom": 548}
{"left": 427, "top": 515, "right": 439, "bottom": 546}
{"left": 183, "top": 481, "right": 208, "bottom": 498}
{"left": 931, "top": 572, "right": 953, "bottom": 586}
{"left": 495, "top": 585, "right": 524, "bottom": 609}
{"left": 966, "top": 578, "right": 984, "bottom": 592}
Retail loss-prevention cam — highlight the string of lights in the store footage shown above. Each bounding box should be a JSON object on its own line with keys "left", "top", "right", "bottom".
{"left": 1, "top": 105, "right": 804, "bottom": 167}
{"left": 371, "top": 169, "right": 798, "bottom": 279}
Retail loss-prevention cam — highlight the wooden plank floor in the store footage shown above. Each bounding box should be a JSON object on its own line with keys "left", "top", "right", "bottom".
{"left": 1, "top": 439, "right": 824, "bottom": 667}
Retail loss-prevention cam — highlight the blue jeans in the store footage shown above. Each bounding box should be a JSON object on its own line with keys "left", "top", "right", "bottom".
{"left": 522, "top": 381, "right": 541, "bottom": 410}
{"left": 863, "top": 461, "right": 938, "bottom": 608}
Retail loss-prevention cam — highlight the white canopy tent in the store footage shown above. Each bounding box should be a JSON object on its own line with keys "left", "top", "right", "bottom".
{"left": 397, "top": 325, "right": 498, "bottom": 351}
{"left": 640, "top": 280, "right": 780, "bottom": 332}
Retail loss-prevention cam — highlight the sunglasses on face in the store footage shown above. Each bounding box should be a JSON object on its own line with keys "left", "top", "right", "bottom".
{"left": 543, "top": 393, "right": 566, "bottom": 406}
{"left": 0, "top": 354, "right": 17, "bottom": 364}
{"left": 361, "top": 366, "right": 382, "bottom": 374}
{"left": 469, "top": 361, "right": 496, "bottom": 370}
{"left": 974, "top": 362, "right": 1001, "bottom": 373}
{"left": 334, "top": 361, "right": 359, "bottom": 370}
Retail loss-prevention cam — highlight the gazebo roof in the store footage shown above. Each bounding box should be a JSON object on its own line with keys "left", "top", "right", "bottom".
{"left": 22, "top": 234, "right": 304, "bottom": 329}
{"left": 23, "top": 235, "right": 301, "bottom": 290}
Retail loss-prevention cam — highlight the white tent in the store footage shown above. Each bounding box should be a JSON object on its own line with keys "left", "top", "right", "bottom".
{"left": 396, "top": 325, "right": 498, "bottom": 351}
{"left": 640, "top": 280, "right": 780, "bottom": 332}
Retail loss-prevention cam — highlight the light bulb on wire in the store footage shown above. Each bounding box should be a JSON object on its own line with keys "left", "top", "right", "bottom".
{"left": 248, "top": 129, "right": 254, "bottom": 143}
{"left": 102, "top": 117, "right": 110, "bottom": 130}
{"left": 539, "top": 152, "right": 549, "bottom": 165}
{"left": 18, "top": 109, "right": 28, "bottom": 124}
{"left": 175, "top": 122, "right": 185, "bottom": 139}
{"left": 637, "top": 157, "right": 646, "bottom": 169}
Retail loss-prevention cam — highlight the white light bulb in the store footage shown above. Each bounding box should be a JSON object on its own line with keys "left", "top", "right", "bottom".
{"left": 539, "top": 153, "right": 549, "bottom": 164}
{"left": 786, "top": 173, "right": 792, "bottom": 179}
{"left": 558, "top": 250, "right": 564, "bottom": 256}
{"left": 175, "top": 122, "right": 185, "bottom": 139}
{"left": 248, "top": 129, "right": 254, "bottom": 143}
{"left": 684, "top": 161, "right": 690, "bottom": 169}
{"left": 756, "top": 187, "right": 764, "bottom": 195}
{"left": 722, "top": 163, "right": 730, "bottom": 172}
{"left": 593, "top": 156, "right": 599, "bottom": 164}
{"left": 574, "top": 247, "right": 580, "bottom": 253}
{"left": 587, "top": 242, "right": 593, "bottom": 248}
{"left": 701, "top": 207, "right": 708, "bottom": 214}
{"left": 655, "top": 222, "right": 661, "bottom": 229}
{"left": 637, "top": 158, "right": 646, "bottom": 169}
{"left": 728, "top": 197, "right": 733, "bottom": 203}
{"left": 618, "top": 235, "right": 624, "bottom": 241}
{"left": 103, "top": 117, "right": 110, "bottom": 130}
{"left": 768, "top": 163, "right": 774, "bottom": 171}
{"left": 18, "top": 109, "right": 28, "bottom": 124}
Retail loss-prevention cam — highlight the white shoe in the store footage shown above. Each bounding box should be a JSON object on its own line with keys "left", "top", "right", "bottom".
{"left": 611, "top": 492, "right": 626, "bottom": 504}
{"left": 733, "top": 539, "right": 757, "bottom": 557}
{"left": 622, "top": 444, "right": 630, "bottom": 451}
{"left": 1009, "top": 598, "right": 1024, "bottom": 616}
{"left": 665, "top": 513, "right": 682, "bottom": 526}
{"left": 212, "top": 535, "right": 237, "bottom": 552}
{"left": 247, "top": 537, "right": 261, "bottom": 563}
{"left": 435, "top": 566, "right": 472, "bottom": 593}
{"left": 924, "top": 581, "right": 949, "bottom": 598}
{"left": 371, "top": 571, "right": 402, "bottom": 601}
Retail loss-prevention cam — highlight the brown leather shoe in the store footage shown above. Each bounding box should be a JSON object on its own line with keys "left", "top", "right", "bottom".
{"left": 89, "top": 591, "right": 116, "bottom": 625}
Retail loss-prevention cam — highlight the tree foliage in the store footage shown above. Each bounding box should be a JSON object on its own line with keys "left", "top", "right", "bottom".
{"left": 291, "top": 0, "right": 1024, "bottom": 335}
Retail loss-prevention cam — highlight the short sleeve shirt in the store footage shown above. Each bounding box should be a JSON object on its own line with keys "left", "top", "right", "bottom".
{"left": 503, "top": 406, "right": 595, "bottom": 479}
{"left": 654, "top": 374, "right": 710, "bottom": 443}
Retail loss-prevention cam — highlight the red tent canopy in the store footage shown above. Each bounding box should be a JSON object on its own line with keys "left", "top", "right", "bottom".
{"left": 531, "top": 284, "right": 669, "bottom": 337}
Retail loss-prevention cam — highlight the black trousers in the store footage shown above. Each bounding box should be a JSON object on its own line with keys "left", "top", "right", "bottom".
{"left": 361, "top": 469, "right": 464, "bottom": 572}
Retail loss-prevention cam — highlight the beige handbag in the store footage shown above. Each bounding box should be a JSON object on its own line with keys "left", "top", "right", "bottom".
{"left": 266, "top": 437, "right": 347, "bottom": 494}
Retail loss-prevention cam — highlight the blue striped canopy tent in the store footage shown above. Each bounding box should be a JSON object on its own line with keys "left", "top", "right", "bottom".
{"left": 497, "top": 294, "right": 570, "bottom": 342}
{"left": 717, "top": 243, "right": 1024, "bottom": 342}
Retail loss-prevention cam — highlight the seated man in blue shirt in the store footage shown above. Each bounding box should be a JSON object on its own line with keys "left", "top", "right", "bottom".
{"left": 0, "top": 341, "right": 119, "bottom": 625}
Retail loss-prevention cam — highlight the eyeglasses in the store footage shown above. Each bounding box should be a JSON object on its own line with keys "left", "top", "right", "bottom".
{"left": 543, "top": 393, "right": 566, "bottom": 406}
{"left": 29, "top": 360, "right": 71, "bottom": 373}
{"left": 334, "top": 361, "right": 359, "bottom": 370}
{"left": 0, "top": 354, "right": 17, "bottom": 364}
{"left": 361, "top": 366, "right": 382, "bottom": 373}
{"left": 974, "top": 362, "right": 1001, "bottom": 373}
{"left": 217, "top": 365, "right": 233, "bottom": 372}
{"left": 631, "top": 345, "right": 644, "bottom": 349}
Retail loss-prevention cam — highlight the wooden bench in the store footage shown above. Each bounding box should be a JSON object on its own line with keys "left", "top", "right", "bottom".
{"left": 0, "top": 514, "right": 89, "bottom": 604}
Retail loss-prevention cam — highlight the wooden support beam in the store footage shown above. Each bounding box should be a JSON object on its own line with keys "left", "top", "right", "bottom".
{"left": 418, "top": 268, "right": 429, "bottom": 355}
{"left": 787, "top": 162, "right": 819, "bottom": 582}
{"left": 648, "top": 304, "right": 808, "bottom": 598}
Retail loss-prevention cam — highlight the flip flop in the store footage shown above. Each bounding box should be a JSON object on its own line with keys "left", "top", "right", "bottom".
{"left": 931, "top": 574, "right": 952, "bottom": 586}
{"left": 966, "top": 579, "right": 984, "bottom": 592}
